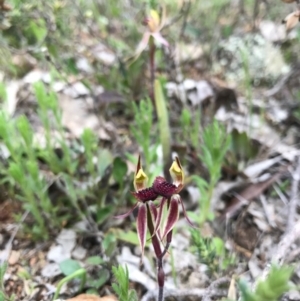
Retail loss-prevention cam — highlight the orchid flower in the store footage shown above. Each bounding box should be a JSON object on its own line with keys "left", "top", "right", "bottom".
{"left": 131, "top": 8, "right": 169, "bottom": 62}
{"left": 153, "top": 157, "right": 194, "bottom": 241}
{"left": 115, "top": 155, "right": 159, "bottom": 257}
{"left": 115, "top": 155, "right": 193, "bottom": 301}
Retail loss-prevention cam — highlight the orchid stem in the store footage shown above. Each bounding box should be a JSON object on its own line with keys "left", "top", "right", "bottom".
{"left": 149, "top": 36, "right": 156, "bottom": 104}
{"left": 158, "top": 286, "right": 164, "bottom": 301}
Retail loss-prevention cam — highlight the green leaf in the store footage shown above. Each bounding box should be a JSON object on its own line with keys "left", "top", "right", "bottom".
{"left": 102, "top": 233, "right": 117, "bottom": 257}
{"left": 86, "top": 256, "right": 104, "bottom": 266}
{"left": 0, "top": 82, "right": 7, "bottom": 101}
{"left": 112, "top": 157, "right": 128, "bottom": 185}
{"left": 98, "top": 149, "right": 113, "bottom": 178}
{"left": 113, "top": 229, "right": 141, "bottom": 246}
{"left": 59, "top": 259, "right": 81, "bottom": 276}
{"left": 0, "top": 291, "right": 6, "bottom": 301}
{"left": 8, "top": 162, "right": 24, "bottom": 184}
{"left": 96, "top": 205, "right": 114, "bottom": 224}
{"left": 16, "top": 115, "right": 33, "bottom": 148}
{"left": 239, "top": 280, "right": 257, "bottom": 301}
{"left": 88, "top": 268, "right": 110, "bottom": 289}
{"left": 154, "top": 78, "right": 171, "bottom": 165}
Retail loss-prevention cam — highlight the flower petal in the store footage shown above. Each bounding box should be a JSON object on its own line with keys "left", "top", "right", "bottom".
{"left": 114, "top": 202, "right": 139, "bottom": 219}
{"left": 151, "top": 32, "right": 169, "bottom": 47}
{"left": 137, "top": 204, "right": 148, "bottom": 257}
{"left": 151, "top": 231, "right": 162, "bottom": 258}
{"left": 169, "top": 157, "right": 184, "bottom": 190}
{"left": 134, "top": 155, "right": 149, "bottom": 192}
{"left": 130, "top": 33, "right": 151, "bottom": 65}
{"left": 161, "top": 195, "right": 180, "bottom": 239}
{"left": 132, "top": 187, "right": 158, "bottom": 202}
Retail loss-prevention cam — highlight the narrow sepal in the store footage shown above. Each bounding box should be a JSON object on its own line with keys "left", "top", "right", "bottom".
{"left": 148, "top": 201, "right": 158, "bottom": 235}
{"left": 152, "top": 32, "right": 169, "bottom": 47}
{"left": 179, "top": 197, "right": 195, "bottom": 227}
{"left": 151, "top": 233, "right": 162, "bottom": 258}
{"left": 114, "top": 202, "right": 139, "bottom": 218}
{"left": 137, "top": 204, "right": 148, "bottom": 257}
{"left": 161, "top": 196, "right": 179, "bottom": 239}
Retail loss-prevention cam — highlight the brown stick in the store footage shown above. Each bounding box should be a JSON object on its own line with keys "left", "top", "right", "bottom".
{"left": 286, "top": 156, "right": 300, "bottom": 233}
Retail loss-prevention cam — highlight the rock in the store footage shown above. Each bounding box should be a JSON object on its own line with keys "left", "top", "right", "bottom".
{"left": 41, "top": 262, "right": 61, "bottom": 278}
{"left": 47, "top": 245, "right": 71, "bottom": 263}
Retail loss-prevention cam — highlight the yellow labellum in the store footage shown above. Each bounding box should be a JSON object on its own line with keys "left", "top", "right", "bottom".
{"left": 169, "top": 157, "right": 184, "bottom": 186}
{"left": 148, "top": 9, "right": 160, "bottom": 32}
{"left": 134, "top": 156, "right": 148, "bottom": 191}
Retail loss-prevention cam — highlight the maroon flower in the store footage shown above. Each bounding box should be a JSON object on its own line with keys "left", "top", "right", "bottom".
{"left": 153, "top": 176, "right": 177, "bottom": 198}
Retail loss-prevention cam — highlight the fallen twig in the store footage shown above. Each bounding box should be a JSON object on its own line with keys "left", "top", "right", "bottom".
{"left": 286, "top": 155, "right": 300, "bottom": 233}
{"left": 264, "top": 65, "right": 300, "bottom": 97}
{"left": 0, "top": 210, "right": 29, "bottom": 264}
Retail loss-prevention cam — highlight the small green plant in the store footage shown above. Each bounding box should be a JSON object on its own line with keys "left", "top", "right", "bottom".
{"left": 190, "top": 229, "right": 235, "bottom": 276}
{"left": 0, "top": 262, "right": 15, "bottom": 301}
{"left": 179, "top": 107, "right": 201, "bottom": 150}
{"left": 154, "top": 78, "right": 171, "bottom": 174}
{"left": 239, "top": 264, "right": 293, "bottom": 301}
{"left": 53, "top": 259, "right": 87, "bottom": 300}
{"left": 130, "top": 98, "right": 159, "bottom": 175}
{"left": 192, "top": 119, "right": 231, "bottom": 225}
{"left": 112, "top": 265, "right": 138, "bottom": 301}
{"left": 0, "top": 81, "right": 116, "bottom": 239}
{"left": 0, "top": 110, "right": 56, "bottom": 238}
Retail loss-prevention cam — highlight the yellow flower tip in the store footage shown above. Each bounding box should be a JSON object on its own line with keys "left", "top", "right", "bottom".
{"left": 169, "top": 157, "right": 184, "bottom": 186}
{"left": 134, "top": 156, "right": 148, "bottom": 191}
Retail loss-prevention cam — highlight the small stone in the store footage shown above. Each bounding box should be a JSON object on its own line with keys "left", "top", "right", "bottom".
{"left": 47, "top": 245, "right": 71, "bottom": 263}
{"left": 72, "top": 246, "right": 87, "bottom": 260}
{"left": 8, "top": 250, "right": 20, "bottom": 265}
{"left": 56, "top": 229, "right": 77, "bottom": 253}
{"left": 41, "top": 263, "right": 61, "bottom": 278}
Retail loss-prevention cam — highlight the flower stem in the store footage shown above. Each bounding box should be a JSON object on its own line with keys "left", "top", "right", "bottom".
{"left": 149, "top": 36, "right": 156, "bottom": 104}
{"left": 158, "top": 286, "right": 164, "bottom": 301}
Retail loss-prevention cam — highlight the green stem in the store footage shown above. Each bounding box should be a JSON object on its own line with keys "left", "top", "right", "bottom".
{"left": 154, "top": 79, "right": 171, "bottom": 178}
{"left": 52, "top": 268, "right": 86, "bottom": 300}
{"left": 149, "top": 36, "right": 156, "bottom": 104}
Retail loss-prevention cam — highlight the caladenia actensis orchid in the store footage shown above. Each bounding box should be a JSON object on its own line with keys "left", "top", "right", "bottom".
{"left": 115, "top": 156, "right": 194, "bottom": 301}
